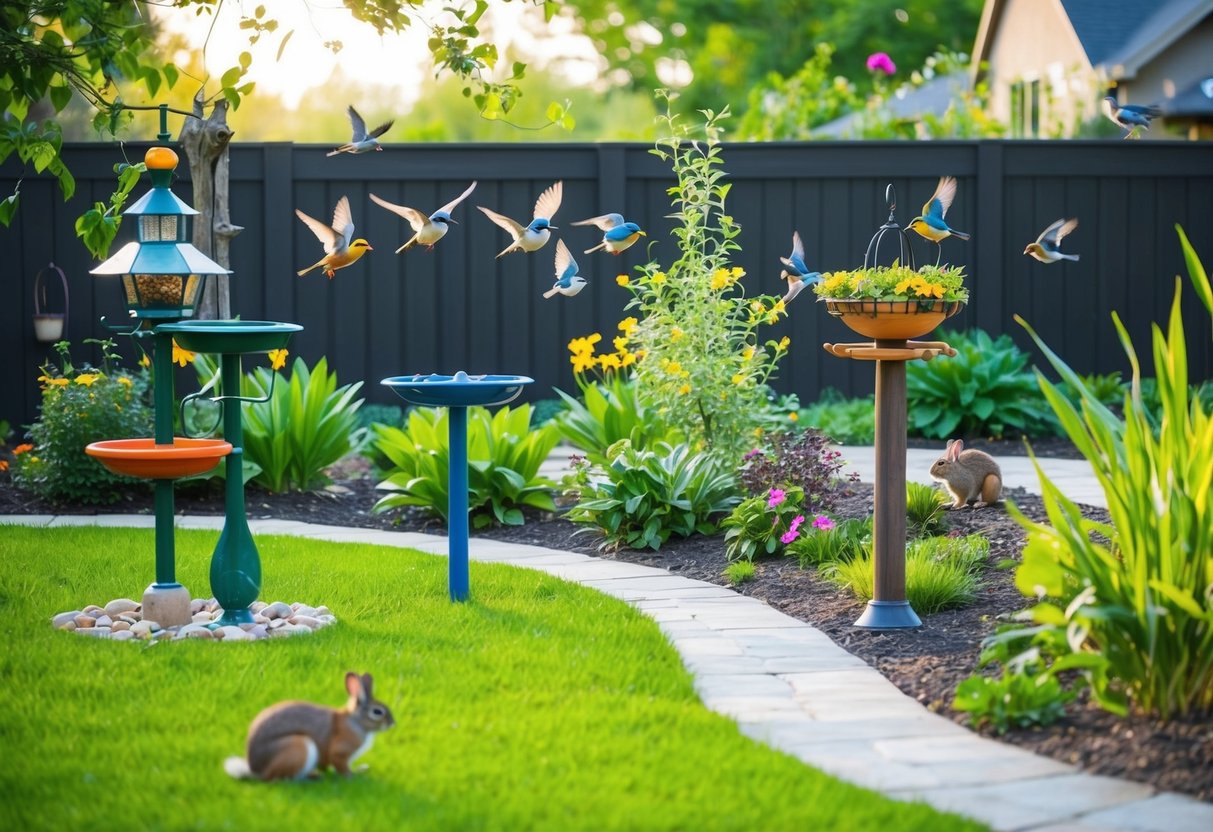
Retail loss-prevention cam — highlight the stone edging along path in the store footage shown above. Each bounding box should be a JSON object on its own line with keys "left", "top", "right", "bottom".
{"left": 5, "top": 513, "right": 1210, "bottom": 832}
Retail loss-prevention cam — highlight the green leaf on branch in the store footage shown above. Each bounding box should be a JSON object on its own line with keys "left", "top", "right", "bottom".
{"left": 0, "top": 184, "right": 20, "bottom": 227}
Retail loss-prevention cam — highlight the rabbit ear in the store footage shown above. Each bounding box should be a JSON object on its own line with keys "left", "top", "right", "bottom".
{"left": 952, "top": 439, "right": 965, "bottom": 458}
{"left": 360, "top": 673, "right": 374, "bottom": 699}
{"left": 345, "top": 672, "right": 366, "bottom": 703}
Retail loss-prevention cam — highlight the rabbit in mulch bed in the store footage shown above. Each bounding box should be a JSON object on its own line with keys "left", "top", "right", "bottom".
{"left": 929, "top": 439, "right": 1003, "bottom": 509}
{"left": 225, "top": 672, "right": 395, "bottom": 781}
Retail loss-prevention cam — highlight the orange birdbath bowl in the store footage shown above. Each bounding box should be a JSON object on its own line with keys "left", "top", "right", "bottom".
{"left": 86, "top": 438, "right": 233, "bottom": 479}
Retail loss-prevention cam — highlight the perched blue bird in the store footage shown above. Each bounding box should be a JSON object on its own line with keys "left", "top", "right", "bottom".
{"left": 326, "top": 105, "right": 394, "bottom": 156}
{"left": 908, "top": 176, "right": 969, "bottom": 264}
{"left": 543, "top": 239, "right": 588, "bottom": 298}
{"left": 572, "top": 213, "right": 647, "bottom": 255}
{"left": 779, "top": 231, "right": 822, "bottom": 304}
{"left": 1103, "top": 96, "right": 1161, "bottom": 139}
{"left": 477, "top": 181, "right": 563, "bottom": 258}
{"left": 1024, "top": 218, "right": 1080, "bottom": 264}
{"left": 370, "top": 181, "right": 477, "bottom": 253}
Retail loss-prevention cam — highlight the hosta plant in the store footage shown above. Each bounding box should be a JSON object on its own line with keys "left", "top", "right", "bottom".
{"left": 906, "top": 328, "right": 1056, "bottom": 439}
{"left": 563, "top": 441, "right": 738, "bottom": 551}
{"left": 554, "top": 373, "right": 676, "bottom": 465}
{"left": 1005, "top": 226, "right": 1213, "bottom": 719}
{"left": 373, "top": 404, "right": 559, "bottom": 527}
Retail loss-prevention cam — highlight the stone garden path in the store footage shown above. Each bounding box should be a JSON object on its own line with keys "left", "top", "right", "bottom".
{"left": 7, "top": 448, "right": 1211, "bottom": 830}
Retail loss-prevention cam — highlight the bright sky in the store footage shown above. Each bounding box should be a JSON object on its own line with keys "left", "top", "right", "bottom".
{"left": 153, "top": 1, "right": 599, "bottom": 110}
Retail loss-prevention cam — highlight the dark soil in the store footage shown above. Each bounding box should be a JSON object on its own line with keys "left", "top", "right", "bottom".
{"left": 3, "top": 436, "right": 1209, "bottom": 802}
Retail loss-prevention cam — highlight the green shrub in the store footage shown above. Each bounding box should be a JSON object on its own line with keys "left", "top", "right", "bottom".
{"left": 788, "top": 516, "right": 872, "bottom": 568}
{"left": 529, "top": 397, "right": 566, "bottom": 426}
{"left": 723, "top": 560, "right": 756, "bottom": 586}
{"left": 721, "top": 486, "right": 809, "bottom": 562}
{"left": 373, "top": 404, "right": 559, "bottom": 527}
{"left": 906, "top": 481, "right": 948, "bottom": 537}
{"left": 11, "top": 339, "right": 153, "bottom": 504}
{"left": 906, "top": 328, "right": 1056, "bottom": 439}
{"left": 563, "top": 441, "right": 738, "bottom": 551}
{"left": 824, "top": 533, "right": 987, "bottom": 614}
{"left": 357, "top": 402, "right": 404, "bottom": 431}
{"left": 1006, "top": 227, "right": 1213, "bottom": 719}
{"left": 739, "top": 430, "right": 846, "bottom": 511}
{"left": 554, "top": 374, "right": 675, "bottom": 465}
{"left": 800, "top": 388, "right": 875, "bottom": 445}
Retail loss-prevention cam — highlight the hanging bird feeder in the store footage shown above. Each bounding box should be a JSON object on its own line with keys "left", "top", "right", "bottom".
{"left": 32, "top": 262, "right": 68, "bottom": 342}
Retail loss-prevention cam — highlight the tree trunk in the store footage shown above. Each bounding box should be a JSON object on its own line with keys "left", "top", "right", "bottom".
{"left": 177, "top": 94, "right": 242, "bottom": 320}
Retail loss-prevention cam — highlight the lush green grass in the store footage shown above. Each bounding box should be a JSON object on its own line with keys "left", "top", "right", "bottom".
{"left": 1, "top": 526, "right": 984, "bottom": 831}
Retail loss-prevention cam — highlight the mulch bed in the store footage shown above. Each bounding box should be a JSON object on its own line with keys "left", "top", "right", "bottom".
{"left": 3, "top": 436, "right": 1209, "bottom": 802}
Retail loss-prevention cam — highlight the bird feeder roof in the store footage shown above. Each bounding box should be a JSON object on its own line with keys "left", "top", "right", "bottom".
{"left": 124, "top": 186, "right": 198, "bottom": 216}
{"left": 90, "top": 241, "right": 231, "bottom": 276}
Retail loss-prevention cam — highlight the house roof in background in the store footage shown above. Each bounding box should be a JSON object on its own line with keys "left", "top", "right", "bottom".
{"left": 814, "top": 72, "right": 970, "bottom": 138}
{"left": 972, "top": 0, "right": 1212, "bottom": 79}
{"left": 1159, "top": 75, "right": 1213, "bottom": 116}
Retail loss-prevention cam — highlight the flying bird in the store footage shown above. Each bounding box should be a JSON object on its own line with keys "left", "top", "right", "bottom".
{"left": 1103, "top": 96, "right": 1160, "bottom": 139}
{"left": 295, "top": 196, "right": 372, "bottom": 279}
{"left": 779, "top": 231, "right": 823, "bottom": 304}
{"left": 908, "top": 176, "right": 969, "bottom": 264}
{"left": 369, "top": 181, "right": 478, "bottom": 253}
{"left": 1024, "top": 218, "right": 1080, "bottom": 264}
{"left": 477, "top": 181, "right": 563, "bottom": 258}
{"left": 326, "top": 105, "right": 394, "bottom": 156}
{"left": 543, "top": 239, "right": 588, "bottom": 299}
{"left": 572, "top": 213, "right": 646, "bottom": 255}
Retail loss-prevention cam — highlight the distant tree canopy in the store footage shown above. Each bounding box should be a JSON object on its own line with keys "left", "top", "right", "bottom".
{"left": 559, "top": 0, "right": 984, "bottom": 116}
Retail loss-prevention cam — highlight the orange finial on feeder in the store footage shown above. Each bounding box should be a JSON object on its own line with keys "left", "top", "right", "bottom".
{"left": 144, "top": 146, "right": 178, "bottom": 170}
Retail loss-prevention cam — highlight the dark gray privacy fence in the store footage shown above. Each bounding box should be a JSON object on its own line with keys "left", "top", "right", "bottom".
{"left": 3, "top": 140, "right": 1212, "bottom": 431}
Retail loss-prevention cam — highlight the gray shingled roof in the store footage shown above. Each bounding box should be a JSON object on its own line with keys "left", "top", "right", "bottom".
{"left": 1059, "top": 0, "right": 1166, "bottom": 65}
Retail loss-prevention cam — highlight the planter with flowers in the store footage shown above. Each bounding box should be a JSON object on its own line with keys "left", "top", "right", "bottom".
{"left": 814, "top": 262, "right": 968, "bottom": 341}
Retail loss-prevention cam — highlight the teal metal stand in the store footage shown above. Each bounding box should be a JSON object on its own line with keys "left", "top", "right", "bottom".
{"left": 210, "top": 351, "right": 261, "bottom": 626}
{"left": 447, "top": 406, "right": 470, "bottom": 602}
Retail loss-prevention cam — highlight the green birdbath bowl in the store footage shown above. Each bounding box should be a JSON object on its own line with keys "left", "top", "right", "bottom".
{"left": 156, "top": 320, "right": 301, "bottom": 354}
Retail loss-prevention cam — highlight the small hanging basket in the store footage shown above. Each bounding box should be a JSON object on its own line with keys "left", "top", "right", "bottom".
{"left": 825, "top": 298, "right": 964, "bottom": 340}
{"left": 33, "top": 262, "right": 68, "bottom": 343}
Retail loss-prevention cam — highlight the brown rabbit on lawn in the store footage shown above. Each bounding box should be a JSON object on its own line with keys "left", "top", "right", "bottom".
{"left": 224, "top": 672, "right": 395, "bottom": 781}
{"left": 929, "top": 439, "right": 1003, "bottom": 509}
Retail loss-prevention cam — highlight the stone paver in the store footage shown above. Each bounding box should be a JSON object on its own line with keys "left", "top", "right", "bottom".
{"left": 9, "top": 478, "right": 1208, "bottom": 830}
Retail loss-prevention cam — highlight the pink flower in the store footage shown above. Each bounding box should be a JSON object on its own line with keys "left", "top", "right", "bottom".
{"left": 812, "top": 515, "right": 836, "bottom": 531}
{"left": 767, "top": 488, "right": 786, "bottom": 508}
{"left": 866, "top": 52, "right": 896, "bottom": 75}
{"left": 780, "top": 529, "right": 800, "bottom": 545}
{"left": 744, "top": 448, "right": 763, "bottom": 460}
{"left": 789, "top": 515, "right": 805, "bottom": 533}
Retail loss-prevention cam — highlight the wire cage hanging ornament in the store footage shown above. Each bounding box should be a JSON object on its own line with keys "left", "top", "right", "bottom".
{"left": 863, "top": 183, "right": 916, "bottom": 270}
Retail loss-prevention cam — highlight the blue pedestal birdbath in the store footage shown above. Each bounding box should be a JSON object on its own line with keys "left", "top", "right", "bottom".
{"left": 380, "top": 372, "right": 534, "bottom": 602}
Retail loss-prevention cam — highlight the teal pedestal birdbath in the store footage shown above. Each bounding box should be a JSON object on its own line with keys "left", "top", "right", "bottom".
{"left": 158, "top": 320, "right": 303, "bottom": 626}
{"left": 380, "top": 372, "right": 533, "bottom": 602}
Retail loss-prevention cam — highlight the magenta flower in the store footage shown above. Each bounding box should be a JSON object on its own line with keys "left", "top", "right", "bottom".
{"left": 780, "top": 529, "right": 800, "bottom": 545}
{"left": 744, "top": 448, "right": 763, "bottom": 460}
{"left": 767, "top": 488, "right": 786, "bottom": 508}
{"left": 812, "top": 515, "right": 836, "bottom": 531}
{"left": 866, "top": 52, "right": 896, "bottom": 75}
{"left": 789, "top": 515, "right": 805, "bottom": 533}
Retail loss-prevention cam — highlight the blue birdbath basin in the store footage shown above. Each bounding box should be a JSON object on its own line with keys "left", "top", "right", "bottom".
{"left": 381, "top": 371, "right": 534, "bottom": 602}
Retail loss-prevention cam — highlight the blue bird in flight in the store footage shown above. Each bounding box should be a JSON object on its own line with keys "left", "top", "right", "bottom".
{"left": 1024, "top": 218, "right": 1079, "bottom": 264}
{"left": 477, "top": 181, "right": 563, "bottom": 258}
{"left": 779, "top": 231, "right": 822, "bottom": 304}
{"left": 1103, "top": 96, "right": 1161, "bottom": 139}
{"left": 908, "top": 176, "right": 969, "bottom": 264}
{"left": 544, "top": 239, "right": 588, "bottom": 298}
{"left": 370, "top": 181, "right": 477, "bottom": 253}
{"left": 572, "top": 213, "right": 646, "bottom": 255}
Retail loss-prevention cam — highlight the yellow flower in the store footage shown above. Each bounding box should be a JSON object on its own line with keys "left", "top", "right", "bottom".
{"left": 621, "top": 352, "right": 637, "bottom": 367}
{"left": 731, "top": 373, "right": 746, "bottom": 386}
{"left": 788, "top": 412, "right": 799, "bottom": 422}
{"left": 894, "top": 277, "right": 915, "bottom": 295}
{"left": 742, "top": 345, "right": 755, "bottom": 360}
{"left": 670, "top": 327, "right": 684, "bottom": 341}
{"left": 678, "top": 383, "right": 691, "bottom": 395}
{"left": 172, "top": 340, "right": 196, "bottom": 368}
{"left": 599, "top": 353, "right": 623, "bottom": 371}
{"left": 766, "top": 300, "right": 787, "bottom": 323}
{"left": 139, "top": 353, "right": 151, "bottom": 368}
{"left": 821, "top": 272, "right": 850, "bottom": 295}
{"left": 730, "top": 266, "right": 745, "bottom": 279}
{"left": 268, "top": 349, "right": 289, "bottom": 371}
{"left": 750, "top": 300, "right": 765, "bottom": 312}
{"left": 116, "top": 375, "right": 133, "bottom": 387}
{"left": 45, "top": 377, "right": 68, "bottom": 387}
{"left": 617, "top": 318, "right": 638, "bottom": 334}
{"left": 616, "top": 274, "right": 630, "bottom": 286}
{"left": 571, "top": 353, "right": 597, "bottom": 374}
{"left": 649, "top": 272, "right": 667, "bottom": 285}
{"left": 74, "top": 373, "right": 100, "bottom": 387}
{"left": 917, "top": 281, "right": 946, "bottom": 299}
{"left": 613, "top": 336, "right": 629, "bottom": 352}
{"left": 665, "top": 361, "right": 683, "bottom": 375}
{"left": 710, "top": 269, "right": 730, "bottom": 291}
{"left": 778, "top": 336, "right": 791, "bottom": 350}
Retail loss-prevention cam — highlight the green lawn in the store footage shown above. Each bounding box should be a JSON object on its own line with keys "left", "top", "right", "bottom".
{"left": 0, "top": 526, "right": 985, "bottom": 831}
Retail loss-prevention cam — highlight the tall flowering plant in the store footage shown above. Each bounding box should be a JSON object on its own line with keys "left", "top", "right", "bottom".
{"left": 606, "top": 93, "right": 790, "bottom": 464}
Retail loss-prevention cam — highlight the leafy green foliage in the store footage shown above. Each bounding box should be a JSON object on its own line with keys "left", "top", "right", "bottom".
{"left": 906, "top": 482, "right": 948, "bottom": 538}
{"left": 73, "top": 161, "right": 146, "bottom": 259}
{"left": 953, "top": 625, "right": 1082, "bottom": 734}
{"left": 10, "top": 340, "right": 152, "bottom": 504}
{"left": 813, "top": 263, "right": 968, "bottom": 302}
{"left": 554, "top": 375, "right": 676, "bottom": 465}
{"left": 800, "top": 388, "right": 875, "bottom": 445}
{"left": 788, "top": 517, "right": 872, "bottom": 569}
{"left": 721, "top": 486, "right": 807, "bottom": 562}
{"left": 564, "top": 441, "right": 738, "bottom": 551}
{"left": 1006, "top": 227, "right": 1213, "bottom": 719}
{"left": 824, "top": 534, "right": 987, "bottom": 614}
{"left": 723, "top": 559, "right": 756, "bottom": 586}
{"left": 906, "top": 328, "right": 1056, "bottom": 439}
{"left": 232, "top": 357, "right": 364, "bottom": 493}
{"left": 738, "top": 430, "right": 845, "bottom": 512}
{"left": 374, "top": 404, "right": 560, "bottom": 527}
{"left": 617, "top": 97, "right": 790, "bottom": 464}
